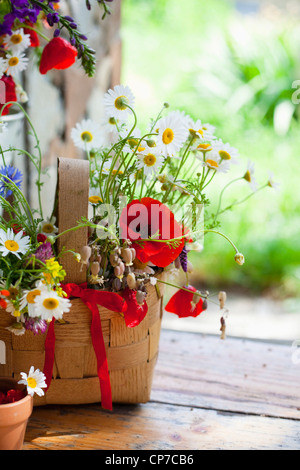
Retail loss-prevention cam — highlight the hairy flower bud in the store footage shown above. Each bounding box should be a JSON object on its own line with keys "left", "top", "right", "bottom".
{"left": 235, "top": 253, "right": 245, "bottom": 266}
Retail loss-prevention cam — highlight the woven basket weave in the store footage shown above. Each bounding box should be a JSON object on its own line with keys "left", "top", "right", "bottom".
{"left": 0, "top": 158, "right": 166, "bottom": 406}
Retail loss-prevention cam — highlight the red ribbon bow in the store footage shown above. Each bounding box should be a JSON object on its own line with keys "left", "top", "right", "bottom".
{"left": 43, "top": 283, "right": 126, "bottom": 411}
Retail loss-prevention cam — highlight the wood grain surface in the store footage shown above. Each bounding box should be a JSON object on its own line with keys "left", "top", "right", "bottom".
{"left": 23, "top": 329, "right": 300, "bottom": 450}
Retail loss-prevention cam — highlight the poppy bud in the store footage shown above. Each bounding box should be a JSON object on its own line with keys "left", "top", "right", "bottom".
{"left": 110, "top": 253, "right": 120, "bottom": 267}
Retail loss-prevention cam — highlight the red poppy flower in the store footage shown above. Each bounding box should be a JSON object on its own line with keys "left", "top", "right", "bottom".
{"left": 0, "top": 75, "right": 17, "bottom": 116}
{"left": 122, "top": 288, "right": 148, "bottom": 328}
{"left": 37, "top": 233, "right": 47, "bottom": 243}
{"left": 165, "top": 285, "right": 207, "bottom": 318}
{"left": 119, "top": 197, "right": 185, "bottom": 268}
{"left": 39, "top": 37, "right": 78, "bottom": 75}
{"left": 24, "top": 23, "right": 40, "bottom": 47}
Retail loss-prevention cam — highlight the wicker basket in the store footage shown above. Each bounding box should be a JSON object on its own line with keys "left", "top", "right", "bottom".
{"left": 0, "top": 158, "right": 166, "bottom": 406}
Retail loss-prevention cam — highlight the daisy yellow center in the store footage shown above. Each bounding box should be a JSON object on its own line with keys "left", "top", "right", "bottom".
{"left": 137, "top": 146, "right": 145, "bottom": 152}
{"left": 27, "top": 377, "right": 37, "bottom": 389}
{"left": 89, "top": 196, "right": 102, "bottom": 204}
{"left": 244, "top": 170, "right": 251, "bottom": 182}
{"left": 81, "top": 131, "right": 93, "bottom": 143}
{"left": 112, "top": 169, "right": 123, "bottom": 175}
{"left": 43, "top": 298, "right": 59, "bottom": 310}
{"left": 114, "top": 95, "right": 129, "bottom": 110}
{"left": 42, "top": 223, "right": 54, "bottom": 234}
{"left": 144, "top": 154, "right": 157, "bottom": 167}
{"left": 198, "top": 143, "right": 211, "bottom": 151}
{"left": 8, "top": 57, "right": 19, "bottom": 67}
{"left": 26, "top": 289, "right": 41, "bottom": 304}
{"left": 219, "top": 150, "right": 231, "bottom": 160}
{"left": 162, "top": 128, "right": 174, "bottom": 145}
{"left": 108, "top": 117, "right": 116, "bottom": 125}
{"left": 206, "top": 159, "right": 219, "bottom": 168}
{"left": 11, "top": 34, "right": 23, "bottom": 45}
{"left": 4, "top": 240, "right": 19, "bottom": 252}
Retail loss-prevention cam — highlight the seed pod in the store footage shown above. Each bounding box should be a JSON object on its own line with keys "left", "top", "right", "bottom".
{"left": 112, "top": 278, "right": 122, "bottom": 291}
{"left": 114, "top": 261, "right": 125, "bottom": 279}
{"left": 130, "top": 247, "right": 136, "bottom": 261}
{"left": 90, "top": 261, "right": 100, "bottom": 276}
{"left": 136, "top": 290, "right": 146, "bottom": 305}
{"left": 218, "top": 291, "right": 227, "bottom": 309}
{"left": 110, "top": 252, "right": 120, "bottom": 267}
{"left": 121, "top": 248, "right": 133, "bottom": 266}
{"left": 126, "top": 272, "right": 137, "bottom": 290}
{"left": 95, "top": 254, "right": 102, "bottom": 264}
{"left": 80, "top": 246, "right": 92, "bottom": 264}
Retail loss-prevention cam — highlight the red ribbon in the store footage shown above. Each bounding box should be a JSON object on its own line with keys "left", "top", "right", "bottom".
{"left": 43, "top": 283, "right": 126, "bottom": 411}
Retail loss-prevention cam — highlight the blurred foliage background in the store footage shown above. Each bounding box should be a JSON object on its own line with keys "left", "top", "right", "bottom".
{"left": 121, "top": 0, "right": 300, "bottom": 299}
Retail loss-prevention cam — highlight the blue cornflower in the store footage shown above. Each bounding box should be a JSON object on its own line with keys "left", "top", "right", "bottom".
{"left": 0, "top": 165, "right": 23, "bottom": 198}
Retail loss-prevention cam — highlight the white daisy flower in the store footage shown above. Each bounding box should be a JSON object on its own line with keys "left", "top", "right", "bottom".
{"left": 0, "top": 228, "right": 30, "bottom": 259}
{"left": 156, "top": 113, "right": 189, "bottom": 157}
{"left": 32, "top": 289, "right": 71, "bottom": 321}
{"left": 18, "top": 366, "right": 47, "bottom": 397}
{"left": 39, "top": 216, "right": 58, "bottom": 237}
{"left": 3, "top": 28, "right": 31, "bottom": 54}
{"left": 5, "top": 52, "right": 28, "bottom": 76}
{"left": 19, "top": 282, "right": 48, "bottom": 316}
{"left": 0, "top": 57, "right": 8, "bottom": 79}
{"left": 243, "top": 161, "right": 258, "bottom": 192}
{"left": 71, "top": 119, "right": 104, "bottom": 152}
{"left": 202, "top": 155, "right": 230, "bottom": 173}
{"left": 267, "top": 172, "right": 280, "bottom": 191}
{"left": 136, "top": 150, "right": 164, "bottom": 176}
{"left": 6, "top": 323, "right": 25, "bottom": 336}
{"left": 189, "top": 119, "right": 216, "bottom": 141}
{"left": 103, "top": 84, "right": 135, "bottom": 121}
{"left": 210, "top": 139, "right": 239, "bottom": 165}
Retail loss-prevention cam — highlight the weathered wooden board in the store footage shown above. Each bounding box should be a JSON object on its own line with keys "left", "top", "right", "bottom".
{"left": 23, "top": 402, "right": 300, "bottom": 450}
{"left": 23, "top": 330, "right": 300, "bottom": 450}
{"left": 151, "top": 330, "right": 300, "bottom": 420}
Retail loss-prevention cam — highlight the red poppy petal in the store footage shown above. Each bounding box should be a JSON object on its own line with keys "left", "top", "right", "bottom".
{"left": 24, "top": 23, "right": 40, "bottom": 47}
{"left": 0, "top": 75, "right": 17, "bottom": 116}
{"left": 122, "top": 288, "right": 148, "bottom": 328}
{"left": 39, "top": 37, "right": 77, "bottom": 75}
{"left": 165, "top": 286, "right": 206, "bottom": 318}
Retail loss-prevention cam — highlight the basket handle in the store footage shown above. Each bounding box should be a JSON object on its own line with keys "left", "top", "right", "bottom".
{"left": 55, "top": 157, "right": 90, "bottom": 284}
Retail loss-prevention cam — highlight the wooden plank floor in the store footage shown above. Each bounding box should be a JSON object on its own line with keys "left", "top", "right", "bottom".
{"left": 23, "top": 329, "right": 300, "bottom": 450}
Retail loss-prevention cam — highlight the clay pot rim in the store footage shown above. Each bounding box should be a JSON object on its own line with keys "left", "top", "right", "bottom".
{"left": 0, "top": 393, "right": 32, "bottom": 410}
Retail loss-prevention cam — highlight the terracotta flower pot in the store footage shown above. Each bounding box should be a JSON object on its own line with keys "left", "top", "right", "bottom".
{"left": 0, "top": 378, "right": 33, "bottom": 451}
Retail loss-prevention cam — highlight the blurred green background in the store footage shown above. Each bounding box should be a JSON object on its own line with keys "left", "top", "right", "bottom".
{"left": 121, "top": 0, "right": 300, "bottom": 299}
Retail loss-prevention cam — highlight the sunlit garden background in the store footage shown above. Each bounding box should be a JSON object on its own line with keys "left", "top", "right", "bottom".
{"left": 121, "top": 0, "right": 300, "bottom": 339}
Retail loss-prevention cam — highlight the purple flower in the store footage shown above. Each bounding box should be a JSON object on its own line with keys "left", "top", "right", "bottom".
{"left": 0, "top": 165, "right": 23, "bottom": 198}
{"left": 24, "top": 317, "right": 48, "bottom": 335}
{"left": 34, "top": 242, "right": 53, "bottom": 263}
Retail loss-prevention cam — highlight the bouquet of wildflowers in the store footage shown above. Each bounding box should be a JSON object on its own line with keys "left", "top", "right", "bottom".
{"left": 70, "top": 84, "right": 278, "bottom": 328}
{"left": 0, "top": 101, "right": 73, "bottom": 336}
{"left": 0, "top": 0, "right": 113, "bottom": 114}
